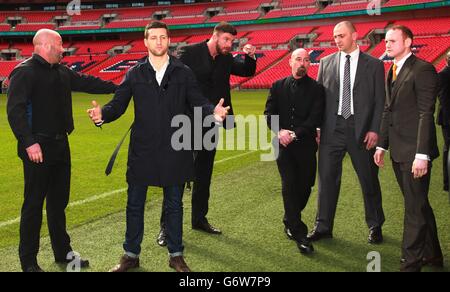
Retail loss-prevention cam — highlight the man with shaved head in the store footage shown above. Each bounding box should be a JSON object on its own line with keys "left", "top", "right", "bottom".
{"left": 7, "top": 29, "right": 117, "bottom": 272}
{"left": 265, "top": 48, "right": 325, "bottom": 254}
{"left": 308, "top": 21, "right": 386, "bottom": 244}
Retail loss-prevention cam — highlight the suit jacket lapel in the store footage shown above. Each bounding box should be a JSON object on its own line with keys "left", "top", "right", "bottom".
{"left": 386, "top": 63, "right": 394, "bottom": 106}
{"left": 353, "top": 52, "right": 367, "bottom": 91}
{"left": 334, "top": 52, "right": 340, "bottom": 87}
{"left": 391, "top": 55, "right": 415, "bottom": 101}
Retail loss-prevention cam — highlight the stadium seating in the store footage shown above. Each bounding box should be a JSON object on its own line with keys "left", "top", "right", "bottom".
{"left": 103, "top": 19, "right": 150, "bottom": 29}
{"left": 262, "top": 7, "right": 319, "bottom": 19}
{"left": 169, "top": 3, "right": 211, "bottom": 16}
{"left": 208, "top": 12, "right": 261, "bottom": 23}
{"left": 61, "top": 55, "right": 109, "bottom": 73}
{"left": 58, "top": 25, "right": 101, "bottom": 31}
{"left": 245, "top": 27, "right": 315, "bottom": 47}
{"left": 230, "top": 50, "right": 290, "bottom": 87}
{"left": 0, "top": 23, "right": 11, "bottom": 32}
{"left": 0, "top": 60, "right": 20, "bottom": 78}
{"left": 70, "top": 10, "right": 109, "bottom": 22}
{"left": 116, "top": 7, "right": 156, "bottom": 20}
{"left": 163, "top": 16, "right": 207, "bottom": 25}
{"left": 320, "top": 2, "right": 373, "bottom": 14}
{"left": 278, "top": 0, "right": 317, "bottom": 8}
{"left": 84, "top": 53, "right": 147, "bottom": 84}
{"left": 71, "top": 40, "right": 130, "bottom": 55}
{"left": 13, "top": 23, "right": 55, "bottom": 32}
{"left": 9, "top": 43, "right": 35, "bottom": 57}
{"left": 221, "top": 0, "right": 268, "bottom": 13}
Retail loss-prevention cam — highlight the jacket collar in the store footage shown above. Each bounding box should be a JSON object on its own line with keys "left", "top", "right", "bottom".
{"left": 32, "top": 53, "right": 58, "bottom": 69}
{"left": 142, "top": 54, "right": 185, "bottom": 71}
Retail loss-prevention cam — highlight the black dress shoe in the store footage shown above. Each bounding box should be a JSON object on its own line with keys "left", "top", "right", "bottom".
{"left": 368, "top": 227, "right": 383, "bottom": 244}
{"left": 422, "top": 256, "right": 444, "bottom": 268}
{"left": 23, "top": 265, "right": 45, "bottom": 272}
{"left": 307, "top": 230, "right": 332, "bottom": 242}
{"left": 192, "top": 222, "right": 222, "bottom": 234}
{"left": 157, "top": 228, "right": 167, "bottom": 247}
{"left": 296, "top": 240, "right": 314, "bottom": 255}
{"left": 284, "top": 227, "right": 294, "bottom": 240}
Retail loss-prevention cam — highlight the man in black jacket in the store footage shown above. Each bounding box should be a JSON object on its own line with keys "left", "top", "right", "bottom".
{"left": 265, "top": 49, "right": 325, "bottom": 254}
{"left": 157, "top": 22, "right": 257, "bottom": 245}
{"left": 87, "top": 21, "right": 229, "bottom": 273}
{"left": 437, "top": 51, "right": 450, "bottom": 192}
{"left": 7, "top": 29, "right": 117, "bottom": 272}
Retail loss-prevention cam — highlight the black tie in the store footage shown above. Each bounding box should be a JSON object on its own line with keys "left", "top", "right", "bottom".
{"left": 342, "top": 54, "right": 352, "bottom": 120}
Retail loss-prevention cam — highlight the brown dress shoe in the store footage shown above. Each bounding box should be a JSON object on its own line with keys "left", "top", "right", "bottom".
{"left": 169, "top": 256, "right": 191, "bottom": 272}
{"left": 109, "top": 255, "right": 140, "bottom": 272}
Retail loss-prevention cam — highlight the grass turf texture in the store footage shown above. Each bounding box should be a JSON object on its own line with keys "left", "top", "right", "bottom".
{"left": 0, "top": 91, "right": 448, "bottom": 272}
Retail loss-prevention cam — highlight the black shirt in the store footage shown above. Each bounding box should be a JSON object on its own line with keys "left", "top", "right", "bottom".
{"left": 265, "top": 75, "right": 325, "bottom": 140}
{"left": 7, "top": 54, "right": 117, "bottom": 149}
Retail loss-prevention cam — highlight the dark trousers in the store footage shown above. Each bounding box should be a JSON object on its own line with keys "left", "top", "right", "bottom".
{"left": 277, "top": 141, "right": 317, "bottom": 242}
{"left": 392, "top": 161, "right": 442, "bottom": 271}
{"left": 315, "top": 116, "right": 385, "bottom": 233}
{"left": 125, "top": 185, "right": 185, "bottom": 256}
{"left": 19, "top": 159, "right": 72, "bottom": 270}
{"left": 441, "top": 127, "right": 450, "bottom": 190}
{"left": 191, "top": 148, "right": 217, "bottom": 226}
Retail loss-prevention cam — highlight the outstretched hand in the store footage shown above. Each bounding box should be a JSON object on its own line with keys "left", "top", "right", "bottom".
{"left": 213, "top": 98, "right": 230, "bottom": 123}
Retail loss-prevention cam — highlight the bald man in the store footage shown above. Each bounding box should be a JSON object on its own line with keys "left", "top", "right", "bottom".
{"left": 308, "top": 21, "right": 386, "bottom": 244}
{"left": 265, "top": 49, "right": 325, "bottom": 254}
{"left": 437, "top": 51, "right": 450, "bottom": 191}
{"left": 7, "top": 29, "right": 117, "bottom": 272}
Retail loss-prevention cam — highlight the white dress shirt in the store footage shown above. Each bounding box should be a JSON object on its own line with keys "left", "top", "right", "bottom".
{"left": 338, "top": 47, "right": 360, "bottom": 116}
{"left": 149, "top": 56, "right": 170, "bottom": 86}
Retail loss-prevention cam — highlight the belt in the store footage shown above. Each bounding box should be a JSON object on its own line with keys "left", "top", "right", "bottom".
{"left": 35, "top": 133, "right": 67, "bottom": 140}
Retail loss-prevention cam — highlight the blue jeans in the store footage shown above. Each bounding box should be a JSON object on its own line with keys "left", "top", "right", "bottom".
{"left": 123, "top": 184, "right": 185, "bottom": 257}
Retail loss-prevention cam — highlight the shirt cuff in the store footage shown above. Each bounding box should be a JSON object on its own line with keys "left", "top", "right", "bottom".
{"left": 415, "top": 154, "right": 430, "bottom": 161}
{"left": 376, "top": 147, "right": 388, "bottom": 152}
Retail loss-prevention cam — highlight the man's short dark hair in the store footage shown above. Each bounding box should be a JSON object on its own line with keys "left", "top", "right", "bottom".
{"left": 145, "top": 21, "right": 170, "bottom": 39}
{"left": 213, "top": 22, "right": 237, "bottom": 36}
{"left": 389, "top": 25, "right": 414, "bottom": 42}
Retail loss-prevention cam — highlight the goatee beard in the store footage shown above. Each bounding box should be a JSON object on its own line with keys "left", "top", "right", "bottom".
{"left": 296, "top": 67, "right": 307, "bottom": 78}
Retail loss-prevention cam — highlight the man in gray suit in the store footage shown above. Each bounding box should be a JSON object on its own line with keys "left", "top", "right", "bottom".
{"left": 308, "top": 21, "right": 386, "bottom": 243}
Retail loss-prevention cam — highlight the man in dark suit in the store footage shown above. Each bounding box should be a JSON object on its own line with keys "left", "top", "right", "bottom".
{"left": 88, "top": 21, "right": 229, "bottom": 273}
{"left": 265, "top": 49, "right": 325, "bottom": 254}
{"left": 308, "top": 21, "right": 386, "bottom": 243}
{"left": 437, "top": 52, "right": 450, "bottom": 192}
{"left": 374, "top": 25, "right": 443, "bottom": 272}
{"left": 157, "top": 22, "right": 257, "bottom": 246}
{"left": 7, "top": 29, "right": 117, "bottom": 272}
